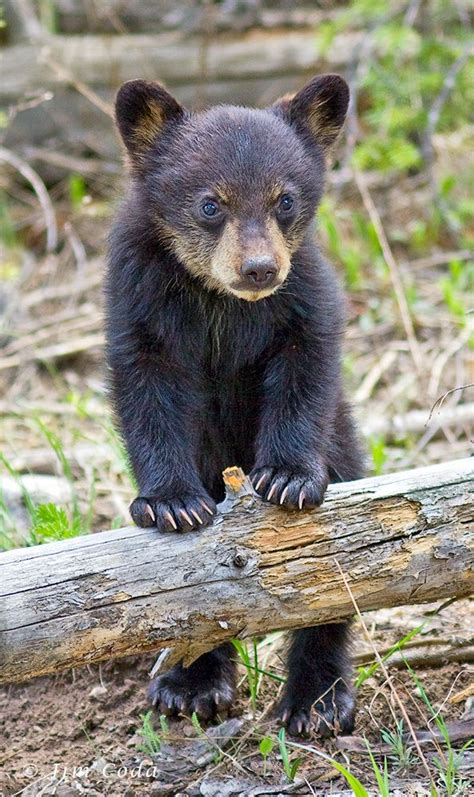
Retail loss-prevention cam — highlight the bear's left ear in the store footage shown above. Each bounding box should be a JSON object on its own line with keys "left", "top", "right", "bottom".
{"left": 115, "top": 79, "right": 185, "bottom": 159}
{"left": 273, "top": 74, "right": 349, "bottom": 151}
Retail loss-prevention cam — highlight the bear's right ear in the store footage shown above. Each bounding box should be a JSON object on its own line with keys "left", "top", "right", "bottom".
{"left": 115, "top": 80, "right": 184, "bottom": 159}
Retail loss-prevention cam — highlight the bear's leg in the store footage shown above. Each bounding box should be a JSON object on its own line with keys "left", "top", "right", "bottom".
{"left": 277, "top": 622, "right": 355, "bottom": 737}
{"left": 149, "top": 642, "right": 236, "bottom": 720}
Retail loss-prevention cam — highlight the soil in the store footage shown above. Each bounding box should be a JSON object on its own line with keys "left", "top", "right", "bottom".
{"left": 1, "top": 601, "right": 473, "bottom": 796}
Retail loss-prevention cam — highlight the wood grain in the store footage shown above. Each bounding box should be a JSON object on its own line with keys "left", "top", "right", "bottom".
{"left": 0, "top": 458, "right": 472, "bottom": 685}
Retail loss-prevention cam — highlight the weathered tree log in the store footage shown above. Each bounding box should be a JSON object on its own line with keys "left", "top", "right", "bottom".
{"left": 0, "top": 458, "right": 472, "bottom": 685}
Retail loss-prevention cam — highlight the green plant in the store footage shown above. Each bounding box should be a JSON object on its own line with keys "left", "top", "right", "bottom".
{"left": 38, "top": 0, "right": 58, "bottom": 34}
{"left": 137, "top": 710, "right": 162, "bottom": 756}
{"left": 30, "top": 502, "right": 81, "bottom": 543}
{"left": 380, "top": 719, "right": 415, "bottom": 771}
{"left": 406, "top": 664, "right": 472, "bottom": 795}
{"left": 232, "top": 638, "right": 285, "bottom": 712}
{"left": 277, "top": 728, "right": 302, "bottom": 782}
{"left": 68, "top": 174, "right": 88, "bottom": 210}
{"left": 191, "top": 712, "right": 222, "bottom": 764}
{"left": 287, "top": 738, "right": 370, "bottom": 796}
{"left": 232, "top": 638, "right": 261, "bottom": 711}
{"left": 0, "top": 487, "right": 18, "bottom": 550}
{"left": 365, "top": 739, "right": 391, "bottom": 797}
{"left": 0, "top": 452, "right": 36, "bottom": 524}
{"left": 32, "top": 418, "right": 95, "bottom": 537}
{"left": 259, "top": 735, "right": 274, "bottom": 776}
{"left": 355, "top": 624, "right": 424, "bottom": 687}
{"left": 439, "top": 258, "right": 474, "bottom": 324}
{"left": 369, "top": 435, "right": 388, "bottom": 475}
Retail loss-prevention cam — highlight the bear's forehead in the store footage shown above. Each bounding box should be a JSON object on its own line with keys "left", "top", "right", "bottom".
{"left": 169, "top": 106, "right": 310, "bottom": 184}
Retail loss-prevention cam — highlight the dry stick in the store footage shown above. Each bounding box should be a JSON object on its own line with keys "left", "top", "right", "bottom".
{"left": 353, "top": 169, "right": 424, "bottom": 377}
{"left": 23, "top": 266, "right": 103, "bottom": 306}
{"left": 361, "top": 401, "right": 474, "bottom": 441}
{"left": 334, "top": 559, "right": 436, "bottom": 788}
{"left": 41, "top": 50, "right": 114, "bottom": 118}
{"left": 408, "top": 250, "right": 473, "bottom": 270}
{"left": 0, "top": 145, "right": 57, "bottom": 252}
{"left": 426, "top": 383, "right": 474, "bottom": 425}
{"left": 24, "top": 147, "right": 120, "bottom": 175}
{"left": 0, "top": 333, "right": 105, "bottom": 371}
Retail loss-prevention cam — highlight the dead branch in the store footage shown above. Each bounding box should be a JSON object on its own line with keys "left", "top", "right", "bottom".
{"left": 353, "top": 168, "right": 423, "bottom": 376}
{"left": 361, "top": 401, "right": 474, "bottom": 440}
{"left": 0, "top": 145, "right": 57, "bottom": 251}
{"left": 0, "top": 458, "right": 472, "bottom": 686}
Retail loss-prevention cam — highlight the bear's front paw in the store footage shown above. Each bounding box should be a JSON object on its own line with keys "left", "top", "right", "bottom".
{"left": 250, "top": 463, "right": 329, "bottom": 509}
{"left": 130, "top": 492, "right": 217, "bottom": 532}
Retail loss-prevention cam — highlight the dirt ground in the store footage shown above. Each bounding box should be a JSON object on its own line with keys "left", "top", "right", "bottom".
{"left": 1, "top": 598, "right": 473, "bottom": 796}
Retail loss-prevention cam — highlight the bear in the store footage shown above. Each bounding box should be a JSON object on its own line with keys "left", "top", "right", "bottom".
{"left": 105, "top": 73, "right": 365, "bottom": 738}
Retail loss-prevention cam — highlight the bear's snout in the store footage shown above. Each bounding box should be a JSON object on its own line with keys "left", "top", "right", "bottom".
{"left": 240, "top": 255, "right": 278, "bottom": 288}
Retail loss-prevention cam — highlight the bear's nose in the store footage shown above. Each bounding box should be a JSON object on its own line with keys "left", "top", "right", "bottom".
{"left": 241, "top": 256, "right": 277, "bottom": 288}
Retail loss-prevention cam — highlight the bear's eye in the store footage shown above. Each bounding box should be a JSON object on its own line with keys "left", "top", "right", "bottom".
{"left": 278, "top": 194, "right": 295, "bottom": 214}
{"left": 201, "top": 200, "right": 220, "bottom": 218}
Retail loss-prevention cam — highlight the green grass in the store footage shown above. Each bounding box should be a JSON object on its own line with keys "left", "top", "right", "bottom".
{"left": 259, "top": 735, "right": 274, "bottom": 776}
{"left": 137, "top": 710, "right": 163, "bottom": 756}
{"left": 355, "top": 624, "right": 424, "bottom": 687}
{"left": 277, "top": 728, "right": 302, "bottom": 782}
{"left": 405, "top": 662, "right": 473, "bottom": 796}
{"left": 232, "top": 637, "right": 286, "bottom": 713}
{"left": 380, "top": 719, "right": 415, "bottom": 771}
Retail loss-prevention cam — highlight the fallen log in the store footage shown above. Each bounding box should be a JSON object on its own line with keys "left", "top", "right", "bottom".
{"left": 0, "top": 458, "right": 472, "bottom": 685}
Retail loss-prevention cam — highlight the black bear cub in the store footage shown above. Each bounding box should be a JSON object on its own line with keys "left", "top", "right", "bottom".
{"left": 106, "top": 74, "right": 364, "bottom": 738}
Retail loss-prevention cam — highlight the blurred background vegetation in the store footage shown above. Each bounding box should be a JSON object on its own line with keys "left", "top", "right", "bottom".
{"left": 0, "top": 4, "right": 473, "bottom": 792}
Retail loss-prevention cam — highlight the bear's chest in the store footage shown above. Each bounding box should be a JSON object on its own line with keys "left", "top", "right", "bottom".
{"left": 199, "top": 299, "right": 278, "bottom": 378}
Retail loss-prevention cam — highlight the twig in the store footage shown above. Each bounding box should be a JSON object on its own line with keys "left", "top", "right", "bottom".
{"left": 0, "top": 145, "right": 57, "bottom": 252}
{"left": 354, "top": 349, "right": 397, "bottom": 403}
{"left": 361, "top": 400, "right": 474, "bottom": 440}
{"left": 334, "top": 559, "right": 436, "bottom": 788}
{"left": 1, "top": 314, "right": 102, "bottom": 358}
{"left": 64, "top": 221, "right": 87, "bottom": 276}
{"left": 0, "top": 333, "right": 104, "bottom": 371}
{"left": 356, "top": 640, "right": 474, "bottom": 670}
{"left": 353, "top": 168, "right": 424, "bottom": 377}
{"left": 426, "top": 384, "right": 474, "bottom": 425}
{"left": 428, "top": 326, "right": 473, "bottom": 398}
{"left": 23, "top": 264, "right": 103, "bottom": 307}
{"left": 408, "top": 249, "right": 473, "bottom": 270}
{"left": 450, "top": 682, "right": 474, "bottom": 705}
{"left": 41, "top": 50, "right": 114, "bottom": 118}
{"left": 23, "top": 147, "right": 120, "bottom": 175}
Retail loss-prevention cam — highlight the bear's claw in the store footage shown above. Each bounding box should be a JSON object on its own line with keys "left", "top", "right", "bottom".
{"left": 130, "top": 492, "right": 217, "bottom": 532}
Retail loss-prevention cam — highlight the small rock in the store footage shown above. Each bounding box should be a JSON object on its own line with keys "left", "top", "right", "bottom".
{"left": 90, "top": 757, "right": 108, "bottom": 775}
{"left": 88, "top": 685, "right": 108, "bottom": 701}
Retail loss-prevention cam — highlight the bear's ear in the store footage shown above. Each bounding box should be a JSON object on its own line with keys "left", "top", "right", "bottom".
{"left": 273, "top": 74, "right": 349, "bottom": 151}
{"left": 115, "top": 80, "right": 184, "bottom": 159}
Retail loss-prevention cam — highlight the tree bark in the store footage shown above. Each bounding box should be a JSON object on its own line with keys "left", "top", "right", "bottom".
{"left": 0, "top": 458, "right": 472, "bottom": 685}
